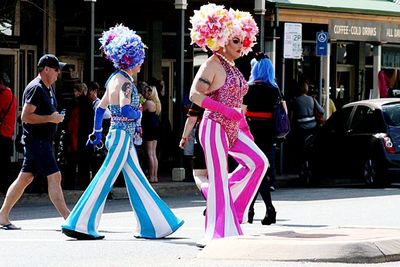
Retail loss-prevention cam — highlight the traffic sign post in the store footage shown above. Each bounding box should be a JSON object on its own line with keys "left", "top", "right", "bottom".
{"left": 316, "top": 32, "right": 329, "bottom": 114}
{"left": 316, "top": 31, "right": 328, "bottom": 57}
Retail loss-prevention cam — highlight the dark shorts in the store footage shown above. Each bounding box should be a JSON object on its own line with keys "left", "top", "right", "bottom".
{"left": 21, "top": 139, "right": 59, "bottom": 177}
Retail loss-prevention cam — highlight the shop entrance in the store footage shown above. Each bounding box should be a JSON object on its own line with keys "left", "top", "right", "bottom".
{"left": 335, "top": 65, "right": 355, "bottom": 109}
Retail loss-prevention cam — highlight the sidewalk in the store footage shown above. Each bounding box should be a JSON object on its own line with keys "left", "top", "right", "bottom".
{"left": 199, "top": 226, "right": 400, "bottom": 263}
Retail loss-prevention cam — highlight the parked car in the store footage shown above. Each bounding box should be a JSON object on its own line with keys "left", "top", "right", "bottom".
{"left": 301, "top": 98, "right": 400, "bottom": 187}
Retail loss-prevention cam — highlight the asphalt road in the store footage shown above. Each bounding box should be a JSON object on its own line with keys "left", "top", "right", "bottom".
{"left": 1, "top": 187, "right": 400, "bottom": 267}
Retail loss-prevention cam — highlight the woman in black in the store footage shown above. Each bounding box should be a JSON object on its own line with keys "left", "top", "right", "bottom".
{"left": 142, "top": 84, "right": 162, "bottom": 183}
{"left": 243, "top": 53, "right": 278, "bottom": 225}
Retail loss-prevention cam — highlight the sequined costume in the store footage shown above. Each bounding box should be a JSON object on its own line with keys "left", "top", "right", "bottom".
{"left": 199, "top": 54, "right": 268, "bottom": 243}
{"left": 61, "top": 71, "right": 184, "bottom": 239}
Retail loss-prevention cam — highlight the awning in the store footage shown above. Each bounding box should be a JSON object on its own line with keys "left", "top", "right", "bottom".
{"left": 267, "top": 0, "right": 400, "bottom": 17}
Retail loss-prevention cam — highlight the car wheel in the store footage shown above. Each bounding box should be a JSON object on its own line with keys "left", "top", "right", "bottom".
{"left": 363, "top": 158, "right": 386, "bottom": 187}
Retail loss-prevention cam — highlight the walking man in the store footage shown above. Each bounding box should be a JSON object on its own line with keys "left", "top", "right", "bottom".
{"left": 0, "top": 54, "right": 70, "bottom": 230}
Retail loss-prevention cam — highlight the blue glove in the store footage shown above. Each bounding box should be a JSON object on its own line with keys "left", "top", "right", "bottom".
{"left": 121, "top": 105, "right": 141, "bottom": 120}
{"left": 94, "top": 107, "right": 106, "bottom": 130}
{"left": 86, "top": 131, "right": 102, "bottom": 147}
{"left": 87, "top": 106, "right": 105, "bottom": 147}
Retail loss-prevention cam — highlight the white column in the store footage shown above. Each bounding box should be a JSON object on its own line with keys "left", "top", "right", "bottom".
{"left": 373, "top": 45, "right": 382, "bottom": 99}
{"left": 323, "top": 43, "right": 330, "bottom": 119}
{"left": 254, "top": 0, "right": 266, "bottom": 52}
{"left": 43, "top": 0, "right": 57, "bottom": 54}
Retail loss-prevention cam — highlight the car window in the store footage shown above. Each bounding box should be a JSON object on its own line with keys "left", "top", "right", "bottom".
{"left": 322, "top": 106, "right": 353, "bottom": 133}
{"left": 382, "top": 103, "right": 400, "bottom": 127}
{"left": 350, "top": 106, "right": 384, "bottom": 133}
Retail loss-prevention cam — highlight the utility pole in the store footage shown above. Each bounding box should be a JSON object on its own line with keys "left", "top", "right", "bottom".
{"left": 254, "top": 0, "right": 266, "bottom": 52}
{"left": 84, "top": 0, "right": 96, "bottom": 82}
{"left": 172, "top": 0, "right": 187, "bottom": 180}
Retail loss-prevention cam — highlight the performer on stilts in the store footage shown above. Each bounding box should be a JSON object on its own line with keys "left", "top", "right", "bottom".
{"left": 61, "top": 24, "right": 184, "bottom": 240}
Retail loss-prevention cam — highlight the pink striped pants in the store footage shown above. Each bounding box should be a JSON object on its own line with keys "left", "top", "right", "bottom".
{"left": 199, "top": 117, "right": 268, "bottom": 242}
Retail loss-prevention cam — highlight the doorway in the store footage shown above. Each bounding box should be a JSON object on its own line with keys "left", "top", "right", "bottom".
{"left": 336, "top": 65, "right": 355, "bottom": 109}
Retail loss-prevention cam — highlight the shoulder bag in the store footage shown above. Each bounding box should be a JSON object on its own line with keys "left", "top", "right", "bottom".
{"left": 273, "top": 89, "right": 291, "bottom": 138}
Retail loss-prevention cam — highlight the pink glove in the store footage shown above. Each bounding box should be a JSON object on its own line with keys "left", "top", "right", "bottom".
{"left": 239, "top": 115, "right": 254, "bottom": 141}
{"left": 201, "top": 97, "right": 242, "bottom": 121}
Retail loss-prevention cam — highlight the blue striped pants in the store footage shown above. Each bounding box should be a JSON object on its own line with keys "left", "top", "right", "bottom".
{"left": 61, "top": 129, "right": 184, "bottom": 238}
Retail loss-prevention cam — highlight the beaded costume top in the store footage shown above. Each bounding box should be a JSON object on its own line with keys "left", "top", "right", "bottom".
{"left": 203, "top": 53, "right": 248, "bottom": 147}
{"left": 107, "top": 70, "right": 140, "bottom": 147}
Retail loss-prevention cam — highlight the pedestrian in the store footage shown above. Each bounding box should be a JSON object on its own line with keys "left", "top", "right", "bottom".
{"left": 180, "top": 96, "right": 196, "bottom": 183}
{"left": 61, "top": 24, "right": 183, "bottom": 240}
{"left": 291, "top": 77, "right": 324, "bottom": 176}
{"left": 87, "top": 81, "right": 112, "bottom": 177}
{"left": 189, "top": 4, "right": 268, "bottom": 247}
{"left": 179, "top": 103, "right": 208, "bottom": 197}
{"left": 64, "top": 82, "right": 94, "bottom": 189}
{"left": 88, "top": 81, "right": 112, "bottom": 135}
{"left": 0, "top": 72, "right": 17, "bottom": 193}
{"left": 0, "top": 54, "right": 70, "bottom": 230}
{"left": 244, "top": 53, "right": 278, "bottom": 225}
{"left": 141, "top": 83, "right": 161, "bottom": 183}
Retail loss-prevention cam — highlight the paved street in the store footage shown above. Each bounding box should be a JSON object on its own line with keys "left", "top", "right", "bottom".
{"left": 1, "top": 187, "right": 400, "bottom": 267}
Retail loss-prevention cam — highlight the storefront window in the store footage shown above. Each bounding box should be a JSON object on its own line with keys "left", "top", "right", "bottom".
{"left": 0, "top": 0, "right": 16, "bottom": 36}
{"left": 382, "top": 46, "right": 400, "bottom": 68}
{"left": 336, "top": 43, "right": 355, "bottom": 64}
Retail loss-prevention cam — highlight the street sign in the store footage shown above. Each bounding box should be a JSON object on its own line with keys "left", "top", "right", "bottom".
{"left": 284, "top": 23, "right": 302, "bottom": 59}
{"left": 316, "top": 31, "right": 328, "bottom": 56}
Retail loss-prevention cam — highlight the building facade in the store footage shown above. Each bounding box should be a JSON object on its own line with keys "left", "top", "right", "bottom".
{"left": 2, "top": 0, "right": 400, "bottom": 175}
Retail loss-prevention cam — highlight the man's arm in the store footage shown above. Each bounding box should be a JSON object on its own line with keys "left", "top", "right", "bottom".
{"left": 21, "top": 103, "right": 63, "bottom": 124}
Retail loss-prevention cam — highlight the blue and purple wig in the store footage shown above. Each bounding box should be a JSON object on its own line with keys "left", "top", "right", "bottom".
{"left": 99, "top": 24, "right": 146, "bottom": 70}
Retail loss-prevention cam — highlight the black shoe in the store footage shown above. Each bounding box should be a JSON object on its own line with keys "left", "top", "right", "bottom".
{"left": 261, "top": 209, "right": 276, "bottom": 225}
{"left": 269, "top": 186, "right": 276, "bottom": 192}
{"left": 248, "top": 210, "right": 255, "bottom": 224}
{"left": 62, "top": 228, "right": 105, "bottom": 240}
{"left": 203, "top": 208, "right": 206, "bottom": 216}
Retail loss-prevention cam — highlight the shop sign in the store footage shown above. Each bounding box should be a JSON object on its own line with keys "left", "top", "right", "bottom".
{"left": 329, "top": 19, "right": 380, "bottom": 42}
{"left": 381, "top": 23, "right": 400, "bottom": 43}
{"left": 0, "top": 36, "right": 20, "bottom": 48}
{"left": 284, "top": 23, "right": 302, "bottom": 59}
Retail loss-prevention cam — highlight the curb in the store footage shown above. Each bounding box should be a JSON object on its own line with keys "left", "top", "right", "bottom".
{"left": 0, "top": 182, "right": 200, "bottom": 206}
{"left": 198, "top": 226, "right": 400, "bottom": 263}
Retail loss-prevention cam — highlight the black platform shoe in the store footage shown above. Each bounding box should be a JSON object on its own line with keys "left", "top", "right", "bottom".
{"left": 62, "top": 228, "right": 105, "bottom": 240}
{"left": 261, "top": 208, "right": 276, "bottom": 225}
{"left": 248, "top": 210, "right": 255, "bottom": 224}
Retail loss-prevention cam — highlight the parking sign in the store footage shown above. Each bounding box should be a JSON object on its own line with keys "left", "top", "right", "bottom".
{"left": 316, "top": 32, "right": 328, "bottom": 56}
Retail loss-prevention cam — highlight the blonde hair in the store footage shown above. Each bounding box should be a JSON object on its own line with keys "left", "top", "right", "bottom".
{"left": 145, "top": 85, "right": 161, "bottom": 115}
